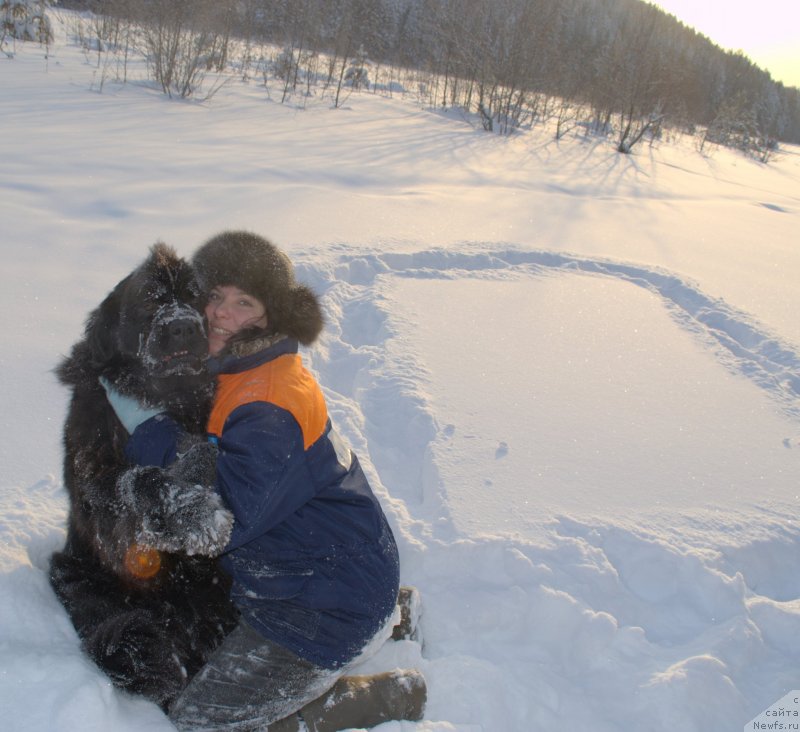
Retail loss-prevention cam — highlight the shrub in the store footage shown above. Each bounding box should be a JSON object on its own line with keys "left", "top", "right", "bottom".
{"left": 2, "top": 0, "right": 54, "bottom": 46}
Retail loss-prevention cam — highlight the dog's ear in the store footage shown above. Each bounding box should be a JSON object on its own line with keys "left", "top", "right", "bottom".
{"left": 85, "top": 276, "right": 128, "bottom": 368}
{"left": 149, "top": 241, "right": 179, "bottom": 268}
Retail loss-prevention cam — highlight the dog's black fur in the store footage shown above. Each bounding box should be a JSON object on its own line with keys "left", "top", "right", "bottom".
{"left": 49, "top": 243, "right": 239, "bottom": 707}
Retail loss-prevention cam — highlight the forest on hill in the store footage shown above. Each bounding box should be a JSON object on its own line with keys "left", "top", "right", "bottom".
{"left": 15, "top": 0, "right": 800, "bottom": 157}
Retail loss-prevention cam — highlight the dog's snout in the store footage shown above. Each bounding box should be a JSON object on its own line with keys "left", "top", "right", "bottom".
{"left": 169, "top": 317, "right": 202, "bottom": 341}
{"left": 142, "top": 304, "right": 208, "bottom": 372}
{"left": 164, "top": 316, "right": 207, "bottom": 357}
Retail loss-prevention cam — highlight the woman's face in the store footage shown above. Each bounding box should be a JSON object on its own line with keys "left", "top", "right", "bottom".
{"left": 205, "top": 285, "right": 268, "bottom": 356}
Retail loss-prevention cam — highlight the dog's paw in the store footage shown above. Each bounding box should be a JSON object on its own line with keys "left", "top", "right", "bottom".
{"left": 88, "top": 609, "right": 186, "bottom": 705}
{"left": 142, "top": 482, "right": 234, "bottom": 557}
{"left": 117, "top": 464, "right": 233, "bottom": 557}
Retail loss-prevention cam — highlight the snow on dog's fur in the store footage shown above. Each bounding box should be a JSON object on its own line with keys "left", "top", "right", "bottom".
{"left": 49, "top": 243, "right": 238, "bottom": 707}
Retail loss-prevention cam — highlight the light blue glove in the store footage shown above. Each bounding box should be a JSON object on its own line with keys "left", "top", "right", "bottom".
{"left": 99, "top": 377, "right": 164, "bottom": 434}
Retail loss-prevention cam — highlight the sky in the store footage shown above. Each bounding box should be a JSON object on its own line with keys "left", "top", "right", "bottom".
{"left": 652, "top": 0, "right": 800, "bottom": 87}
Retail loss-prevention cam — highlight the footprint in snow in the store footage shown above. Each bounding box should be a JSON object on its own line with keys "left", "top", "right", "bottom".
{"left": 495, "top": 441, "right": 509, "bottom": 459}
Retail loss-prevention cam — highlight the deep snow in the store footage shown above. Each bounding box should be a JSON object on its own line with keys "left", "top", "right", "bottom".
{"left": 2, "top": 12, "right": 800, "bottom": 732}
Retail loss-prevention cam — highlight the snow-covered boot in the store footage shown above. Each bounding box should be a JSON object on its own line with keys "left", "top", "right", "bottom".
{"left": 298, "top": 669, "right": 427, "bottom": 732}
{"left": 391, "top": 585, "right": 422, "bottom": 642}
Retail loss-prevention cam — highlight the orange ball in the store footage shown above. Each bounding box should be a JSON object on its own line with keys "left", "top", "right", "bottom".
{"left": 124, "top": 544, "right": 162, "bottom": 579}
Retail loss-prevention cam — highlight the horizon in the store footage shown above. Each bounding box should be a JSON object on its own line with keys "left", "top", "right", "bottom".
{"left": 651, "top": 0, "right": 800, "bottom": 87}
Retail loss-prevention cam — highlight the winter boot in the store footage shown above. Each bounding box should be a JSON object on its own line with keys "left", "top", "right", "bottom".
{"left": 391, "top": 585, "right": 422, "bottom": 642}
{"left": 298, "top": 669, "right": 427, "bottom": 732}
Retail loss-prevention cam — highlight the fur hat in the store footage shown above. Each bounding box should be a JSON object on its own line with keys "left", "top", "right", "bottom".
{"left": 192, "top": 231, "right": 323, "bottom": 345}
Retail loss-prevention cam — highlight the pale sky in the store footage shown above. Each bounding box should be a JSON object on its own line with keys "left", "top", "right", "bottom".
{"left": 651, "top": 0, "right": 800, "bottom": 87}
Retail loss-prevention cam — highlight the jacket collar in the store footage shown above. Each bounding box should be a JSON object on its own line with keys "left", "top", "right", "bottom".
{"left": 208, "top": 336, "right": 299, "bottom": 376}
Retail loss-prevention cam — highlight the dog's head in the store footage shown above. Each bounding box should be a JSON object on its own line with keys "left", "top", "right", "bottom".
{"left": 67, "top": 243, "right": 210, "bottom": 403}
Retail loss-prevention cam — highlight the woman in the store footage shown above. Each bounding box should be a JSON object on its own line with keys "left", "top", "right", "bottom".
{"left": 106, "top": 231, "right": 423, "bottom": 731}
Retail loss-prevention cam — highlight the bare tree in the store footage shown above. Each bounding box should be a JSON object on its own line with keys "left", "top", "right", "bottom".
{"left": 48, "top": 0, "right": 798, "bottom": 149}
{"left": 134, "top": 0, "right": 225, "bottom": 99}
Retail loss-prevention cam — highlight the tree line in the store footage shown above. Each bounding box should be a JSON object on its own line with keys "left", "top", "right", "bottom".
{"left": 46, "top": 0, "right": 800, "bottom": 157}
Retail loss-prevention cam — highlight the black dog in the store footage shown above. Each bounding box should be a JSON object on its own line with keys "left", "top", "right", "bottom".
{"left": 49, "top": 243, "right": 239, "bottom": 707}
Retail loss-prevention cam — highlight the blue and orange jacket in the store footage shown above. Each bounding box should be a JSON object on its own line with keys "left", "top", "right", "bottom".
{"left": 125, "top": 338, "right": 400, "bottom": 669}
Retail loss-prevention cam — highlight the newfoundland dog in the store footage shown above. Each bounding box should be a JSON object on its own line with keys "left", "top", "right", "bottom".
{"left": 49, "top": 243, "right": 238, "bottom": 707}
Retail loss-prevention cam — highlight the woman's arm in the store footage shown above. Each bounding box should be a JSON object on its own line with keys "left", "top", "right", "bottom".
{"left": 124, "top": 414, "right": 186, "bottom": 467}
{"left": 109, "top": 390, "right": 315, "bottom": 553}
{"left": 103, "top": 387, "right": 232, "bottom": 557}
{"left": 214, "top": 401, "right": 317, "bottom": 549}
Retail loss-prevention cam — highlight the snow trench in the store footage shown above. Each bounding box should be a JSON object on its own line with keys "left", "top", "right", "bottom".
{"left": 294, "top": 245, "right": 800, "bottom": 730}
{"left": 299, "top": 245, "right": 800, "bottom": 517}
{"left": 303, "top": 246, "right": 800, "bottom": 421}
